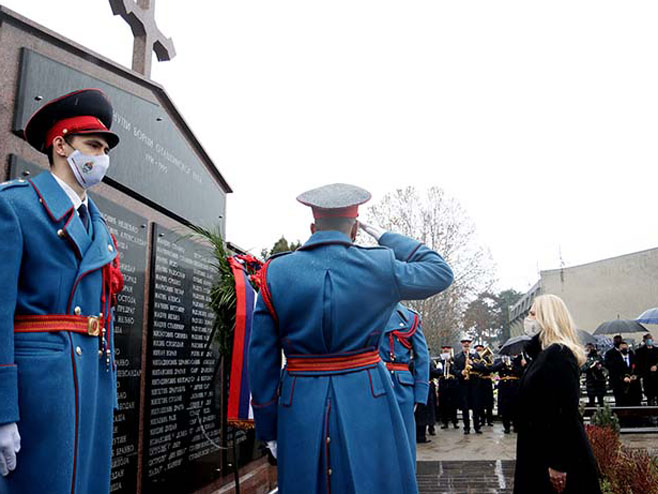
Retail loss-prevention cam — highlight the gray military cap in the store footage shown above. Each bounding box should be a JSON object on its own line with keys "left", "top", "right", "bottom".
{"left": 296, "top": 183, "right": 371, "bottom": 219}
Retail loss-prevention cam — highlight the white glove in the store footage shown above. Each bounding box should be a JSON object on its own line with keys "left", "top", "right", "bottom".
{"left": 359, "top": 222, "right": 385, "bottom": 241}
{"left": 0, "top": 423, "right": 21, "bottom": 476}
{"left": 266, "top": 440, "right": 277, "bottom": 459}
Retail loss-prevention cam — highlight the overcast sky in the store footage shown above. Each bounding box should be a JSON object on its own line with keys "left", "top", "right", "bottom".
{"left": 4, "top": 1, "right": 657, "bottom": 293}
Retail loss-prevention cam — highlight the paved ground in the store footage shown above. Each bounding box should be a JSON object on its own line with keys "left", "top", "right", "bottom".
{"left": 415, "top": 422, "right": 657, "bottom": 493}
{"left": 416, "top": 423, "right": 517, "bottom": 461}
{"left": 417, "top": 460, "right": 515, "bottom": 494}
{"left": 416, "top": 422, "right": 657, "bottom": 461}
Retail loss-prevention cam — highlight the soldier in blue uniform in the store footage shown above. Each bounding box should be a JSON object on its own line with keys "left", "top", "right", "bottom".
{"left": 0, "top": 89, "right": 123, "bottom": 494}
{"left": 380, "top": 304, "right": 430, "bottom": 461}
{"left": 248, "top": 183, "right": 453, "bottom": 494}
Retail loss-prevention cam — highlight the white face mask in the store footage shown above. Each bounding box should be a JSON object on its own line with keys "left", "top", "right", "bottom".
{"left": 67, "top": 149, "right": 110, "bottom": 189}
{"left": 523, "top": 316, "right": 541, "bottom": 336}
{"left": 441, "top": 352, "right": 451, "bottom": 360}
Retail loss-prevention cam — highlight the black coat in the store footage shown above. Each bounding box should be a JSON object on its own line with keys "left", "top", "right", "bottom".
{"left": 636, "top": 345, "right": 658, "bottom": 396}
{"left": 415, "top": 379, "right": 437, "bottom": 427}
{"left": 453, "top": 350, "right": 486, "bottom": 409}
{"left": 604, "top": 349, "right": 642, "bottom": 403}
{"left": 582, "top": 353, "right": 607, "bottom": 395}
{"left": 492, "top": 357, "right": 522, "bottom": 416}
{"left": 514, "top": 340, "right": 601, "bottom": 494}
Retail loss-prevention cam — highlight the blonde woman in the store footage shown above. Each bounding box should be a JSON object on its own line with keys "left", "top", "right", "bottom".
{"left": 514, "top": 295, "right": 601, "bottom": 494}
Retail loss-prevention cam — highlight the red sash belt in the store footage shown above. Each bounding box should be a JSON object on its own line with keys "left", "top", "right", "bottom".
{"left": 287, "top": 349, "right": 380, "bottom": 373}
{"left": 385, "top": 362, "right": 410, "bottom": 372}
{"left": 14, "top": 314, "right": 104, "bottom": 337}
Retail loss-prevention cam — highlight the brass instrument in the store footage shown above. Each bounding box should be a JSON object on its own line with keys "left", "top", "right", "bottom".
{"left": 443, "top": 348, "right": 454, "bottom": 379}
{"left": 462, "top": 351, "right": 473, "bottom": 380}
{"left": 477, "top": 346, "right": 494, "bottom": 366}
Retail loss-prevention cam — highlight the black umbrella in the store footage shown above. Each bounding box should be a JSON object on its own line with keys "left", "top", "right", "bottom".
{"left": 576, "top": 329, "right": 597, "bottom": 346}
{"left": 594, "top": 319, "right": 647, "bottom": 335}
{"left": 499, "top": 334, "right": 532, "bottom": 356}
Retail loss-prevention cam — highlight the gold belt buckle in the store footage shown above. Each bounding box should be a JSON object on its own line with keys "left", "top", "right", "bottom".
{"left": 87, "top": 316, "right": 100, "bottom": 336}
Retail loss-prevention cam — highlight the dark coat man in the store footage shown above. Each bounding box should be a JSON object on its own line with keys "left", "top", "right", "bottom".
{"left": 436, "top": 346, "right": 460, "bottom": 429}
{"left": 605, "top": 342, "right": 642, "bottom": 406}
{"left": 492, "top": 355, "right": 524, "bottom": 433}
{"left": 452, "top": 338, "right": 487, "bottom": 434}
{"left": 635, "top": 334, "right": 658, "bottom": 405}
{"left": 581, "top": 346, "right": 607, "bottom": 407}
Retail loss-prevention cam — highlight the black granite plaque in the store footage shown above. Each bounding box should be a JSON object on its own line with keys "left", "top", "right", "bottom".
{"left": 143, "top": 224, "right": 221, "bottom": 494}
{"left": 90, "top": 195, "right": 147, "bottom": 494}
{"left": 8, "top": 155, "right": 148, "bottom": 494}
{"left": 13, "top": 48, "right": 227, "bottom": 233}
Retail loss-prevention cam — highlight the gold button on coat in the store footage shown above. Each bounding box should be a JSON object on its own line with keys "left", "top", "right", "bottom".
{"left": 76, "top": 346, "right": 82, "bottom": 356}
{"left": 108, "top": 244, "right": 114, "bottom": 252}
{"left": 74, "top": 306, "right": 81, "bottom": 315}
{"left": 57, "top": 229, "right": 65, "bottom": 237}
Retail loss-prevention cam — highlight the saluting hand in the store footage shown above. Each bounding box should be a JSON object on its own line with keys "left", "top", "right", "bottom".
{"left": 548, "top": 467, "right": 566, "bottom": 493}
{"left": 358, "top": 222, "right": 385, "bottom": 241}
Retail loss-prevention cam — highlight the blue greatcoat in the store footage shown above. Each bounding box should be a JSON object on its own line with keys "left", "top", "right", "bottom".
{"left": 380, "top": 304, "right": 430, "bottom": 464}
{"left": 248, "top": 230, "right": 453, "bottom": 494}
{"left": 0, "top": 172, "right": 119, "bottom": 494}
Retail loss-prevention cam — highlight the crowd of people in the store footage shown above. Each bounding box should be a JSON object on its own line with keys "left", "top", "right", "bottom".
{"left": 414, "top": 339, "right": 525, "bottom": 441}
{"left": 414, "top": 331, "right": 658, "bottom": 443}
{"left": 583, "top": 333, "right": 658, "bottom": 408}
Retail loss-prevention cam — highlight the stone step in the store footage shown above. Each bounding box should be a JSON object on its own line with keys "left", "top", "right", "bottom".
{"left": 417, "top": 461, "right": 515, "bottom": 494}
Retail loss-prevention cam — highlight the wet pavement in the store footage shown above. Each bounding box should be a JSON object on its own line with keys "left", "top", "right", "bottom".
{"left": 415, "top": 422, "right": 657, "bottom": 493}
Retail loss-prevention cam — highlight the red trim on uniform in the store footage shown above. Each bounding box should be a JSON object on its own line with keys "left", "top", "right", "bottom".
{"left": 385, "top": 362, "right": 410, "bottom": 372}
{"left": 45, "top": 116, "right": 109, "bottom": 149}
{"left": 325, "top": 398, "right": 332, "bottom": 494}
{"left": 392, "top": 313, "right": 419, "bottom": 350}
{"left": 366, "top": 369, "right": 386, "bottom": 398}
{"left": 67, "top": 267, "right": 103, "bottom": 314}
{"left": 405, "top": 243, "right": 422, "bottom": 261}
{"left": 312, "top": 205, "right": 359, "bottom": 219}
{"left": 280, "top": 377, "right": 297, "bottom": 408}
{"left": 251, "top": 397, "right": 277, "bottom": 409}
{"left": 28, "top": 178, "right": 74, "bottom": 222}
{"left": 287, "top": 350, "right": 380, "bottom": 372}
{"left": 259, "top": 260, "right": 279, "bottom": 327}
{"left": 0, "top": 364, "right": 16, "bottom": 367}
{"left": 67, "top": 332, "right": 80, "bottom": 494}
{"left": 14, "top": 314, "right": 105, "bottom": 334}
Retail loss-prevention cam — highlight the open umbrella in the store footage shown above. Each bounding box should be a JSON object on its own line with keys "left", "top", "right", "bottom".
{"left": 576, "top": 329, "right": 597, "bottom": 346}
{"left": 636, "top": 308, "right": 658, "bottom": 324}
{"left": 594, "top": 319, "right": 647, "bottom": 335}
{"left": 499, "top": 334, "right": 531, "bottom": 356}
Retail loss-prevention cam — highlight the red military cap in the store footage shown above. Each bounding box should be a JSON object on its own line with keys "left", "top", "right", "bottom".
{"left": 24, "top": 88, "right": 120, "bottom": 153}
{"left": 296, "top": 183, "right": 371, "bottom": 219}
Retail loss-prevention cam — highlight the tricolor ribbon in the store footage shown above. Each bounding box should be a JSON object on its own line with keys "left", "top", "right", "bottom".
{"left": 227, "top": 256, "right": 259, "bottom": 429}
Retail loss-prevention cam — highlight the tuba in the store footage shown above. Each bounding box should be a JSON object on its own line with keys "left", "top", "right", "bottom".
{"left": 478, "top": 346, "right": 494, "bottom": 366}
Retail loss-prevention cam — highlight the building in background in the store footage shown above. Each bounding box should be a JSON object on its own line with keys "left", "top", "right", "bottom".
{"left": 509, "top": 247, "right": 658, "bottom": 341}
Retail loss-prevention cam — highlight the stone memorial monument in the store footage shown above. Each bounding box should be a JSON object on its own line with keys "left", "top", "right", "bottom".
{"left": 0, "top": 4, "right": 274, "bottom": 494}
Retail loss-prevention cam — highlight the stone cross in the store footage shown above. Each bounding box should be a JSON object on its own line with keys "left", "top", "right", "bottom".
{"left": 109, "top": 0, "right": 176, "bottom": 78}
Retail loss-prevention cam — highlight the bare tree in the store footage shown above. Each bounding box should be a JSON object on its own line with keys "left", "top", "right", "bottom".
{"left": 364, "top": 186, "right": 495, "bottom": 352}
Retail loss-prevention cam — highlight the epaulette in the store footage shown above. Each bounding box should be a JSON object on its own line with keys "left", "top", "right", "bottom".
{"left": 0, "top": 178, "right": 30, "bottom": 192}
{"left": 267, "top": 250, "right": 293, "bottom": 262}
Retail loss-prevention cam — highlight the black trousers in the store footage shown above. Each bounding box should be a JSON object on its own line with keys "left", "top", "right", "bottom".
{"left": 416, "top": 423, "right": 427, "bottom": 442}
{"left": 461, "top": 408, "right": 481, "bottom": 431}
{"left": 587, "top": 392, "right": 605, "bottom": 407}
{"left": 440, "top": 405, "right": 458, "bottom": 426}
